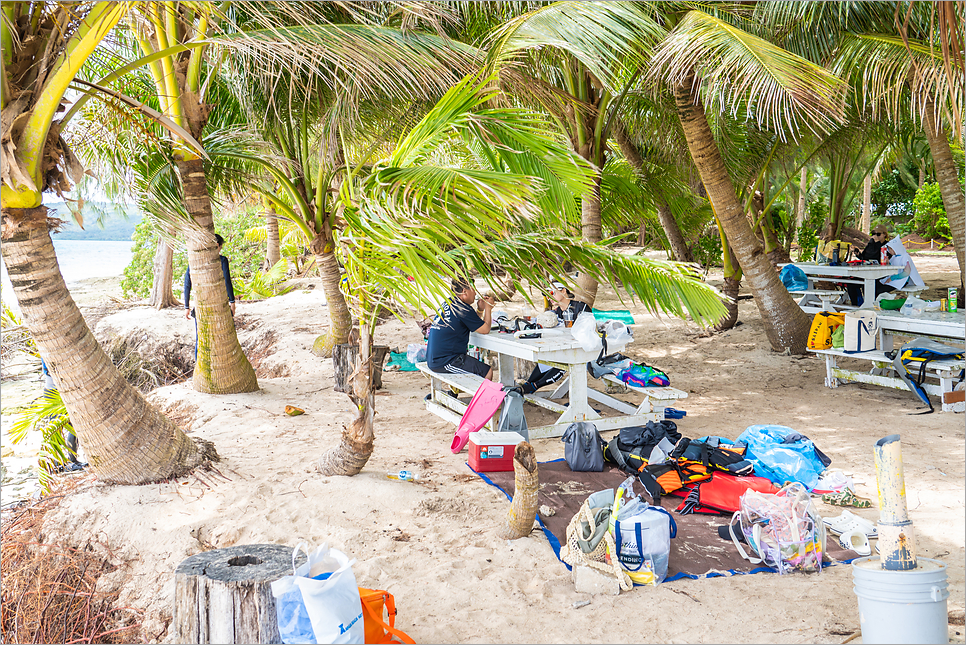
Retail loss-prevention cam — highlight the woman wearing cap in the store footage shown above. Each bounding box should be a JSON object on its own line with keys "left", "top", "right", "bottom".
{"left": 519, "top": 281, "right": 591, "bottom": 394}
{"left": 846, "top": 225, "right": 895, "bottom": 306}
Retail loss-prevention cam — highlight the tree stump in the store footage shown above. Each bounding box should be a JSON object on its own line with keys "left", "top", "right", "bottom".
{"left": 173, "top": 544, "right": 305, "bottom": 644}
{"left": 333, "top": 344, "right": 389, "bottom": 393}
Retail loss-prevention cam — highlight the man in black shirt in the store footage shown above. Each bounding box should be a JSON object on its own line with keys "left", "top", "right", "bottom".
{"left": 426, "top": 278, "right": 495, "bottom": 379}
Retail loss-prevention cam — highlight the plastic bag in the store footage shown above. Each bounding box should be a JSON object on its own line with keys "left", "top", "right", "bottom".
{"left": 779, "top": 265, "right": 808, "bottom": 293}
{"left": 271, "top": 543, "right": 364, "bottom": 644}
{"left": 570, "top": 312, "right": 602, "bottom": 352}
{"left": 899, "top": 295, "right": 927, "bottom": 316}
{"left": 736, "top": 425, "right": 826, "bottom": 490}
{"left": 406, "top": 343, "right": 426, "bottom": 364}
{"left": 730, "top": 483, "right": 825, "bottom": 574}
{"left": 599, "top": 320, "right": 633, "bottom": 346}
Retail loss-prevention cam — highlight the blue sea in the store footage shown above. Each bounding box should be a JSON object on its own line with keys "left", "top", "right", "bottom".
{"left": 0, "top": 240, "right": 133, "bottom": 315}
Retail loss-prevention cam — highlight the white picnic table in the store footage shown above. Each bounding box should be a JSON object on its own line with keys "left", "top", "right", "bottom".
{"left": 782, "top": 262, "right": 900, "bottom": 313}
{"left": 809, "top": 309, "right": 965, "bottom": 412}
{"left": 467, "top": 329, "right": 686, "bottom": 438}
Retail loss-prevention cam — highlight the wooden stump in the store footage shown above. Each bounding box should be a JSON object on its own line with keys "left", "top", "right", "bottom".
{"left": 333, "top": 344, "right": 390, "bottom": 393}
{"left": 173, "top": 543, "right": 305, "bottom": 644}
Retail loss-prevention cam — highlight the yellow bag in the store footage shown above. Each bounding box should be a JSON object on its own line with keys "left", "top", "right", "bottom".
{"left": 807, "top": 312, "right": 846, "bottom": 350}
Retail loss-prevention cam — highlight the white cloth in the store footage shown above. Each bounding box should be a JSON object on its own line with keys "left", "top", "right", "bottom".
{"left": 881, "top": 237, "right": 925, "bottom": 290}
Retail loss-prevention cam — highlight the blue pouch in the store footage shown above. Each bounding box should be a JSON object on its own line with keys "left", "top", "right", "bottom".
{"left": 779, "top": 265, "right": 809, "bottom": 293}
{"left": 736, "top": 425, "right": 826, "bottom": 490}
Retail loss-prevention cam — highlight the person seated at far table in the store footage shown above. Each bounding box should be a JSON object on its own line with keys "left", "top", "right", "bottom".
{"left": 426, "top": 277, "right": 495, "bottom": 380}
{"left": 519, "top": 281, "right": 591, "bottom": 395}
{"left": 846, "top": 224, "right": 895, "bottom": 306}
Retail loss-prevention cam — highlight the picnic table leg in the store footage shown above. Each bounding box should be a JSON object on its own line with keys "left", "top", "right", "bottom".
{"left": 825, "top": 354, "right": 838, "bottom": 388}
{"left": 864, "top": 276, "right": 877, "bottom": 307}
{"left": 497, "top": 352, "right": 515, "bottom": 387}
{"left": 554, "top": 364, "right": 600, "bottom": 423}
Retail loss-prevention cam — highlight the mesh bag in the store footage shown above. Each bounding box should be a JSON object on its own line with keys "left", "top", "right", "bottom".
{"left": 559, "top": 491, "right": 632, "bottom": 590}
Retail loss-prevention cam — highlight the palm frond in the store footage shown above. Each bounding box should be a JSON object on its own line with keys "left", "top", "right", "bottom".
{"left": 650, "top": 9, "right": 849, "bottom": 140}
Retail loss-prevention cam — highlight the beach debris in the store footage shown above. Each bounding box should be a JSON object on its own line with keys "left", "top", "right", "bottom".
{"left": 539, "top": 504, "right": 555, "bottom": 516}
{"left": 572, "top": 599, "right": 591, "bottom": 609}
{"left": 284, "top": 405, "right": 304, "bottom": 416}
{"left": 498, "top": 442, "right": 538, "bottom": 540}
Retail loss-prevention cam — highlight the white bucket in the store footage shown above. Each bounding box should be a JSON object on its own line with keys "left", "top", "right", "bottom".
{"left": 852, "top": 557, "right": 949, "bottom": 644}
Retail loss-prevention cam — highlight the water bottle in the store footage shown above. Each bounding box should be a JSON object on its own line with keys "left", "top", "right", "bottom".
{"left": 386, "top": 470, "right": 419, "bottom": 482}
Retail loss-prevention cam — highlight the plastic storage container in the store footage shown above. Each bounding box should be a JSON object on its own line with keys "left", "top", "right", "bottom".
{"left": 468, "top": 431, "right": 526, "bottom": 472}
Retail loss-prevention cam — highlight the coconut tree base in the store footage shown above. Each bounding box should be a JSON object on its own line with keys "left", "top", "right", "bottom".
{"left": 498, "top": 442, "right": 539, "bottom": 540}
{"left": 318, "top": 431, "right": 372, "bottom": 476}
{"left": 713, "top": 276, "right": 741, "bottom": 332}
{"left": 311, "top": 331, "right": 339, "bottom": 358}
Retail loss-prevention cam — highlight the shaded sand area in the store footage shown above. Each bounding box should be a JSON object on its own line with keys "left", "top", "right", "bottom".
{"left": 2, "top": 255, "right": 964, "bottom": 643}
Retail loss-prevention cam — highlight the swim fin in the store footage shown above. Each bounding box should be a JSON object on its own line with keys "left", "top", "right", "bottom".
{"left": 450, "top": 380, "right": 508, "bottom": 453}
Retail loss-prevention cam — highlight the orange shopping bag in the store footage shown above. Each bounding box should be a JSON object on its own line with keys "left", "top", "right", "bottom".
{"left": 358, "top": 587, "right": 415, "bottom": 644}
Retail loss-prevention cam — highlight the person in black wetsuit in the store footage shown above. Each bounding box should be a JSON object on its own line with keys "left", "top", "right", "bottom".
{"left": 519, "top": 281, "right": 591, "bottom": 394}
{"left": 183, "top": 234, "right": 236, "bottom": 358}
{"left": 846, "top": 224, "right": 895, "bottom": 306}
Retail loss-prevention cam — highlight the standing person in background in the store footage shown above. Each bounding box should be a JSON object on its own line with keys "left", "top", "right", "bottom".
{"left": 184, "top": 234, "right": 236, "bottom": 359}
{"left": 519, "top": 281, "right": 591, "bottom": 394}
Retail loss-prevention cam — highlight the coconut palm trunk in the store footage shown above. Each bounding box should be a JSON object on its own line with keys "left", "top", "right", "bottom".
{"left": 178, "top": 158, "right": 258, "bottom": 393}
{"left": 318, "top": 318, "right": 374, "bottom": 476}
{"left": 265, "top": 202, "right": 282, "bottom": 270}
{"left": 613, "top": 120, "right": 694, "bottom": 262}
{"left": 575, "top": 174, "right": 603, "bottom": 306}
{"left": 674, "top": 80, "right": 810, "bottom": 353}
{"left": 922, "top": 101, "right": 965, "bottom": 297}
{"left": 311, "top": 237, "right": 354, "bottom": 357}
{"left": 1, "top": 207, "right": 208, "bottom": 484}
{"left": 149, "top": 238, "right": 178, "bottom": 309}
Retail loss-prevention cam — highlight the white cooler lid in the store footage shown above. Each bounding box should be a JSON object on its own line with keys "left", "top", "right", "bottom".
{"left": 468, "top": 431, "right": 526, "bottom": 446}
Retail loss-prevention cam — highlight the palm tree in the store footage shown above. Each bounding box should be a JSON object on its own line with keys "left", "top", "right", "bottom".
{"left": 483, "top": 2, "right": 666, "bottom": 305}
{"left": 0, "top": 1, "right": 210, "bottom": 484}
{"left": 318, "top": 73, "right": 729, "bottom": 476}
{"left": 829, "top": 2, "right": 964, "bottom": 298}
{"left": 649, "top": 8, "right": 849, "bottom": 353}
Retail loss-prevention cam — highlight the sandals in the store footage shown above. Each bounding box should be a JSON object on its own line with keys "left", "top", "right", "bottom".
{"left": 824, "top": 510, "right": 877, "bottom": 538}
{"left": 821, "top": 489, "right": 873, "bottom": 508}
{"left": 837, "top": 528, "right": 872, "bottom": 556}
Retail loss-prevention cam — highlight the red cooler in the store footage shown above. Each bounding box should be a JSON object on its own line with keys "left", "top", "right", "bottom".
{"left": 468, "top": 432, "right": 526, "bottom": 472}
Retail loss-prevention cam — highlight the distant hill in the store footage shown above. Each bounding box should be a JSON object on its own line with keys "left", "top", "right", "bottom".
{"left": 48, "top": 201, "right": 142, "bottom": 241}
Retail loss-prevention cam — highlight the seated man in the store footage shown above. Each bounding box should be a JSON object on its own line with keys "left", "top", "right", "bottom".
{"left": 426, "top": 278, "right": 495, "bottom": 380}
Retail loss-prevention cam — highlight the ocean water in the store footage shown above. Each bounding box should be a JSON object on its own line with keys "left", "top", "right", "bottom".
{"left": 0, "top": 240, "right": 133, "bottom": 315}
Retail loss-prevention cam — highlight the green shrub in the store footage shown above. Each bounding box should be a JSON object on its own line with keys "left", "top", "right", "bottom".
{"left": 796, "top": 201, "right": 827, "bottom": 261}
{"left": 912, "top": 182, "right": 951, "bottom": 241}
{"left": 693, "top": 224, "right": 722, "bottom": 267}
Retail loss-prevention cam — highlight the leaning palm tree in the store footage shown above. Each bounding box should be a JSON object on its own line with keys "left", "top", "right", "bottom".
{"left": 648, "top": 8, "right": 849, "bottom": 353}
{"left": 317, "top": 73, "right": 729, "bottom": 476}
{"left": 0, "top": 1, "right": 212, "bottom": 484}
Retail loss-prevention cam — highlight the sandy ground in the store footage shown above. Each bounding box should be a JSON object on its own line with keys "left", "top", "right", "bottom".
{"left": 2, "top": 254, "right": 964, "bottom": 644}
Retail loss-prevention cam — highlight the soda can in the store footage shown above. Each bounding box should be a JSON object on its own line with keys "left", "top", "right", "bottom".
{"left": 940, "top": 298, "right": 948, "bottom": 312}
{"left": 950, "top": 287, "right": 959, "bottom": 313}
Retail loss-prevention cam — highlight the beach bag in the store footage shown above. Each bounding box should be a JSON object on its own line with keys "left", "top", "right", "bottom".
{"left": 358, "top": 588, "right": 414, "bottom": 644}
{"left": 831, "top": 323, "right": 845, "bottom": 349}
{"left": 618, "top": 363, "right": 670, "bottom": 387}
{"left": 561, "top": 422, "right": 604, "bottom": 472}
{"left": 609, "top": 477, "right": 677, "bottom": 585}
{"left": 736, "top": 425, "right": 828, "bottom": 490}
{"left": 891, "top": 338, "right": 966, "bottom": 413}
{"left": 497, "top": 388, "right": 529, "bottom": 441}
{"left": 559, "top": 489, "right": 632, "bottom": 591}
{"left": 807, "top": 312, "right": 846, "bottom": 350}
{"left": 843, "top": 310, "right": 877, "bottom": 353}
{"left": 729, "top": 483, "right": 825, "bottom": 574}
{"left": 272, "top": 543, "right": 365, "bottom": 644}
{"left": 675, "top": 471, "right": 779, "bottom": 515}
{"left": 779, "top": 264, "right": 808, "bottom": 292}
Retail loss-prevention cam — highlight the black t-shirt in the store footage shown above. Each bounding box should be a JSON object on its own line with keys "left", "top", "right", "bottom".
{"left": 552, "top": 299, "right": 590, "bottom": 322}
{"left": 426, "top": 298, "right": 485, "bottom": 369}
{"left": 859, "top": 239, "right": 884, "bottom": 262}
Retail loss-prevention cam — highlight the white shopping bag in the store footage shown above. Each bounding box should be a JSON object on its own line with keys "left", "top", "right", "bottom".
{"left": 271, "top": 543, "right": 364, "bottom": 644}
{"left": 844, "top": 310, "right": 877, "bottom": 353}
